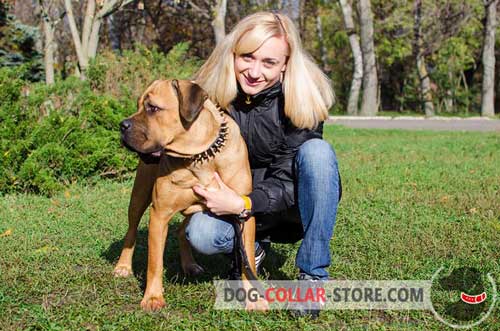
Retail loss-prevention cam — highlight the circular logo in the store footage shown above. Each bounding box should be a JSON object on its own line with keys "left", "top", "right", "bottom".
{"left": 430, "top": 266, "right": 497, "bottom": 329}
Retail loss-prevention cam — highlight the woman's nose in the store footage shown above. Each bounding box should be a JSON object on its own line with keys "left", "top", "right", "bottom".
{"left": 248, "top": 62, "right": 262, "bottom": 78}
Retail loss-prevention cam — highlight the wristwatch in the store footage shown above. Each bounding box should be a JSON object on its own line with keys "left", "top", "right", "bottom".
{"left": 238, "top": 195, "right": 252, "bottom": 220}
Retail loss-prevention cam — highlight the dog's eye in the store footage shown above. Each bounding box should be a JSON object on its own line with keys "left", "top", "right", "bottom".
{"left": 147, "top": 104, "right": 160, "bottom": 113}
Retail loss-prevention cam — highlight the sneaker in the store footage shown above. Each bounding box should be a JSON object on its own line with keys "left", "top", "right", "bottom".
{"left": 227, "top": 244, "right": 266, "bottom": 280}
{"left": 289, "top": 273, "right": 327, "bottom": 319}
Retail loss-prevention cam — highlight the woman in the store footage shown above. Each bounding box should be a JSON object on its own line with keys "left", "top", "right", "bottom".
{"left": 187, "top": 12, "right": 341, "bottom": 283}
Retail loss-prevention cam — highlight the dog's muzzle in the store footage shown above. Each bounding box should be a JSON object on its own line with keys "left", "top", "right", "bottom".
{"left": 120, "top": 119, "right": 162, "bottom": 163}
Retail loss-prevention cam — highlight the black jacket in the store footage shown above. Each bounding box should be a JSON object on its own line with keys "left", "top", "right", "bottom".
{"left": 229, "top": 82, "right": 323, "bottom": 215}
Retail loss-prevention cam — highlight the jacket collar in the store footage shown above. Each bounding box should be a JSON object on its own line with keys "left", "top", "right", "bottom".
{"left": 234, "top": 81, "right": 283, "bottom": 110}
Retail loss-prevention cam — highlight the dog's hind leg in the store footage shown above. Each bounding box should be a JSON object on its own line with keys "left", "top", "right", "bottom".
{"left": 114, "top": 161, "right": 158, "bottom": 277}
{"left": 178, "top": 216, "right": 205, "bottom": 276}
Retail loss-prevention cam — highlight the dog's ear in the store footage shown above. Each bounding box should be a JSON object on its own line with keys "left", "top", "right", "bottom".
{"left": 171, "top": 79, "right": 208, "bottom": 124}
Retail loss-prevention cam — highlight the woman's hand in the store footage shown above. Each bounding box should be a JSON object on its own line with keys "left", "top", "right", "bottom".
{"left": 193, "top": 172, "right": 245, "bottom": 216}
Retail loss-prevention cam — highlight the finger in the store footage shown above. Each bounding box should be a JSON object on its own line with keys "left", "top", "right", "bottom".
{"left": 213, "top": 172, "right": 228, "bottom": 189}
{"left": 193, "top": 185, "right": 208, "bottom": 198}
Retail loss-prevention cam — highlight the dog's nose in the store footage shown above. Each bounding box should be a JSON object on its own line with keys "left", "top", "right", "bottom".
{"left": 120, "top": 119, "right": 132, "bottom": 133}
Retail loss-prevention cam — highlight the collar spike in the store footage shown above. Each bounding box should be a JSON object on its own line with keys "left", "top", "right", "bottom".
{"left": 186, "top": 113, "right": 228, "bottom": 164}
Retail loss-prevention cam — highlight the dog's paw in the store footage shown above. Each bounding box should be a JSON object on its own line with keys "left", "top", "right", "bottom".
{"left": 140, "top": 295, "right": 166, "bottom": 312}
{"left": 182, "top": 263, "right": 205, "bottom": 277}
{"left": 113, "top": 265, "right": 133, "bottom": 278}
{"left": 245, "top": 297, "right": 269, "bottom": 312}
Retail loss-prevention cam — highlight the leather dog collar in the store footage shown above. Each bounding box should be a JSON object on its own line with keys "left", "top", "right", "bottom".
{"left": 186, "top": 109, "right": 228, "bottom": 164}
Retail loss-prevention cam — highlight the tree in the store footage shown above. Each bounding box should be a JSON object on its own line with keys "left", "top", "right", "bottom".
{"left": 413, "top": 0, "right": 435, "bottom": 116}
{"left": 64, "top": 0, "right": 135, "bottom": 79}
{"left": 186, "top": 0, "right": 228, "bottom": 45}
{"left": 357, "top": 0, "right": 378, "bottom": 116}
{"left": 211, "top": 0, "right": 228, "bottom": 45}
{"left": 281, "top": 0, "right": 301, "bottom": 29}
{"left": 481, "top": 0, "right": 497, "bottom": 117}
{"left": 339, "top": 0, "right": 363, "bottom": 115}
{"left": 37, "top": 0, "right": 66, "bottom": 85}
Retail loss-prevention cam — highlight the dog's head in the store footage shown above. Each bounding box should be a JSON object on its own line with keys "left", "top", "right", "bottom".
{"left": 120, "top": 79, "right": 208, "bottom": 156}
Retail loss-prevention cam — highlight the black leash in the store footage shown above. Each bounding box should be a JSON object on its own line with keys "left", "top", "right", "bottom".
{"left": 230, "top": 218, "right": 266, "bottom": 296}
{"left": 231, "top": 219, "right": 258, "bottom": 280}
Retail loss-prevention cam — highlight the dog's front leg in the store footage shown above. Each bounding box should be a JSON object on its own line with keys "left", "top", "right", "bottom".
{"left": 241, "top": 216, "right": 269, "bottom": 311}
{"left": 140, "top": 206, "right": 172, "bottom": 312}
{"left": 114, "top": 161, "right": 157, "bottom": 277}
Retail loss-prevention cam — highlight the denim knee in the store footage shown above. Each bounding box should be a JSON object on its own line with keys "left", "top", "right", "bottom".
{"left": 185, "top": 212, "right": 234, "bottom": 255}
{"left": 296, "top": 138, "right": 339, "bottom": 175}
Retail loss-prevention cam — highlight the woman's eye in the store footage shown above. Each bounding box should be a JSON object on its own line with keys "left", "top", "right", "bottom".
{"left": 241, "top": 54, "right": 253, "bottom": 61}
{"left": 264, "top": 61, "right": 277, "bottom": 68}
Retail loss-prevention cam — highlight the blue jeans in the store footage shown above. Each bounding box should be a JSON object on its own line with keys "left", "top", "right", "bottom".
{"left": 185, "top": 139, "right": 341, "bottom": 279}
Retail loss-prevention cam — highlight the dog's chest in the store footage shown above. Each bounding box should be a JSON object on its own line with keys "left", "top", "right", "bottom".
{"left": 164, "top": 163, "right": 215, "bottom": 189}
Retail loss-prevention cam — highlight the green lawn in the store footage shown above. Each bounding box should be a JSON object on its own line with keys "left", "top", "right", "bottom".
{"left": 0, "top": 125, "right": 499, "bottom": 330}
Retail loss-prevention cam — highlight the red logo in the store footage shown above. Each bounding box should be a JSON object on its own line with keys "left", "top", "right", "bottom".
{"left": 460, "top": 292, "right": 487, "bottom": 304}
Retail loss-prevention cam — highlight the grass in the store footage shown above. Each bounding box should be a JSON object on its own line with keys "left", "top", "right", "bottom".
{"left": 0, "top": 125, "right": 499, "bottom": 330}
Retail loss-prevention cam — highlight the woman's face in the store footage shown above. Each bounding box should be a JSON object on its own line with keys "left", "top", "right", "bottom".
{"left": 234, "top": 36, "right": 288, "bottom": 95}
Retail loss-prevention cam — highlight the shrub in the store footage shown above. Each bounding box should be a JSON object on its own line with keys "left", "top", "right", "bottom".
{"left": 0, "top": 72, "right": 135, "bottom": 195}
{"left": 86, "top": 42, "right": 201, "bottom": 101}
{"left": 0, "top": 42, "right": 200, "bottom": 195}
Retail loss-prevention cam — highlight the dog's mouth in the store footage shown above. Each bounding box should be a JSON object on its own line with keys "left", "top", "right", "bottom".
{"left": 121, "top": 136, "right": 163, "bottom": 158}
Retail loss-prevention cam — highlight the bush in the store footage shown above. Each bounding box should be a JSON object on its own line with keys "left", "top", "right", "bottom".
{"left": 86, "top": 42, "right": 201, "bottom": 101}
{"left": 0, "top": 69, "right": 136, "bottom": 195}
{"left": 0, "top": 42, "right": 200, "bottom": 195}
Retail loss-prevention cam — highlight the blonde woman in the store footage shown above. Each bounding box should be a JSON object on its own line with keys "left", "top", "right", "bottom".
{"left": 188, "top": 12, "right": 341, "bottom": 313}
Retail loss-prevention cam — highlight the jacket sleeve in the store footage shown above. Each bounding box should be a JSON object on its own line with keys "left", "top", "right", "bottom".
{"left": 248, "top": 121, "right": 324, "bottom": 214}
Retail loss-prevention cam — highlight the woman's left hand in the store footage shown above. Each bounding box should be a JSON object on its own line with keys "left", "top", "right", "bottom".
{"left": 193, "top": 172, "right": 245, "bottom": 216}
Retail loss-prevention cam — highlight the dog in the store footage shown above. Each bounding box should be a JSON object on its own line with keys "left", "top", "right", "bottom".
{"left": 114, "top": 79, "right": 267, "bottom": 311}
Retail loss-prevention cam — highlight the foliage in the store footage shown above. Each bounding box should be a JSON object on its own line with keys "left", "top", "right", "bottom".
{"left": 368, "top": 0, "right": 485, "bottom": 114}
{"left": 0, "top": 2, "right": 43, "bottom": 81}
{"left": 0, "top": 43, "right": 200, "bottom": 195}
{"left": 86, "top": 42, "right": 201, "bottom": 102}
{"left": 0, "top": 67, "right": 136, "bottom": 195}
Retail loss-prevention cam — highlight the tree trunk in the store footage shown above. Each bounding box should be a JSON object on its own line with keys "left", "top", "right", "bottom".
{"left": 64, "top": 0, "right": 88, "bottom": 78}
{"left": 413, "top": 0, "right": 434, "bottom": 117}
{"left": 282, "top": 0, "right": 301, "bottom": 29}
{"left": 340, "top": 0, "right": 363, "bottom": 116}
{"left": 211, "top": 0, "right": 227, "bottom": 45}
{"left": 42, "top": 19, "right": 55, "bottom": 85}
{"left": 87, "top": 18, "right": 102, "bottom": 59}
{"left": 481, "top": 0, "right": 498, "bottom": 117}
{"left": 64, "top": 0, "right": 134, "bottom": 80}
{"left": 444, "top": 72, "right": 453, "bottom": 112}
{"left": 81, "top": 0, "right": 96, "bottom": 56}
{"left": 39, "top": 4, "right": 56, "bottom": 85}
{"left": 357, "top": 0, "right": 378, "bottom": 116}
{"left": 315, "top": 10, "right": 328, "bottom": 72}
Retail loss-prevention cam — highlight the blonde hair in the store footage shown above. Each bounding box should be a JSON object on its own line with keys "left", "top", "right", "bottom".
{"left": 194, "top": 12, "right": 334, "bottom": 130}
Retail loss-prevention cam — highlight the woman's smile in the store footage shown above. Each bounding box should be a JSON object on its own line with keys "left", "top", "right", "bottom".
{"left": 243, "top": 75, "right": 264, "bottom": 87}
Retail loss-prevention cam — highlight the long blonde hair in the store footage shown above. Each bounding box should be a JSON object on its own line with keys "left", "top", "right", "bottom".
{"left": 195, "top": 12, "right": 334, "bottom": 130}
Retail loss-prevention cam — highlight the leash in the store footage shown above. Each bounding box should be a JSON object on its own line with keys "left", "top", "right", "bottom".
{"left": 231, "top": 219, "right": 258, "bottom": 280}
{"left": 230, "top": 218, "right": 266, "bottom": 296}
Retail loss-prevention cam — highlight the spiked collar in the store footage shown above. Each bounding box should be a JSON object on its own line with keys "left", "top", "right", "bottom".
{"left": 163, "top": 106, "right": 228, "bottom": 164}
{"left": 184, "top": 109, "right": 228, "bottom": 164}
